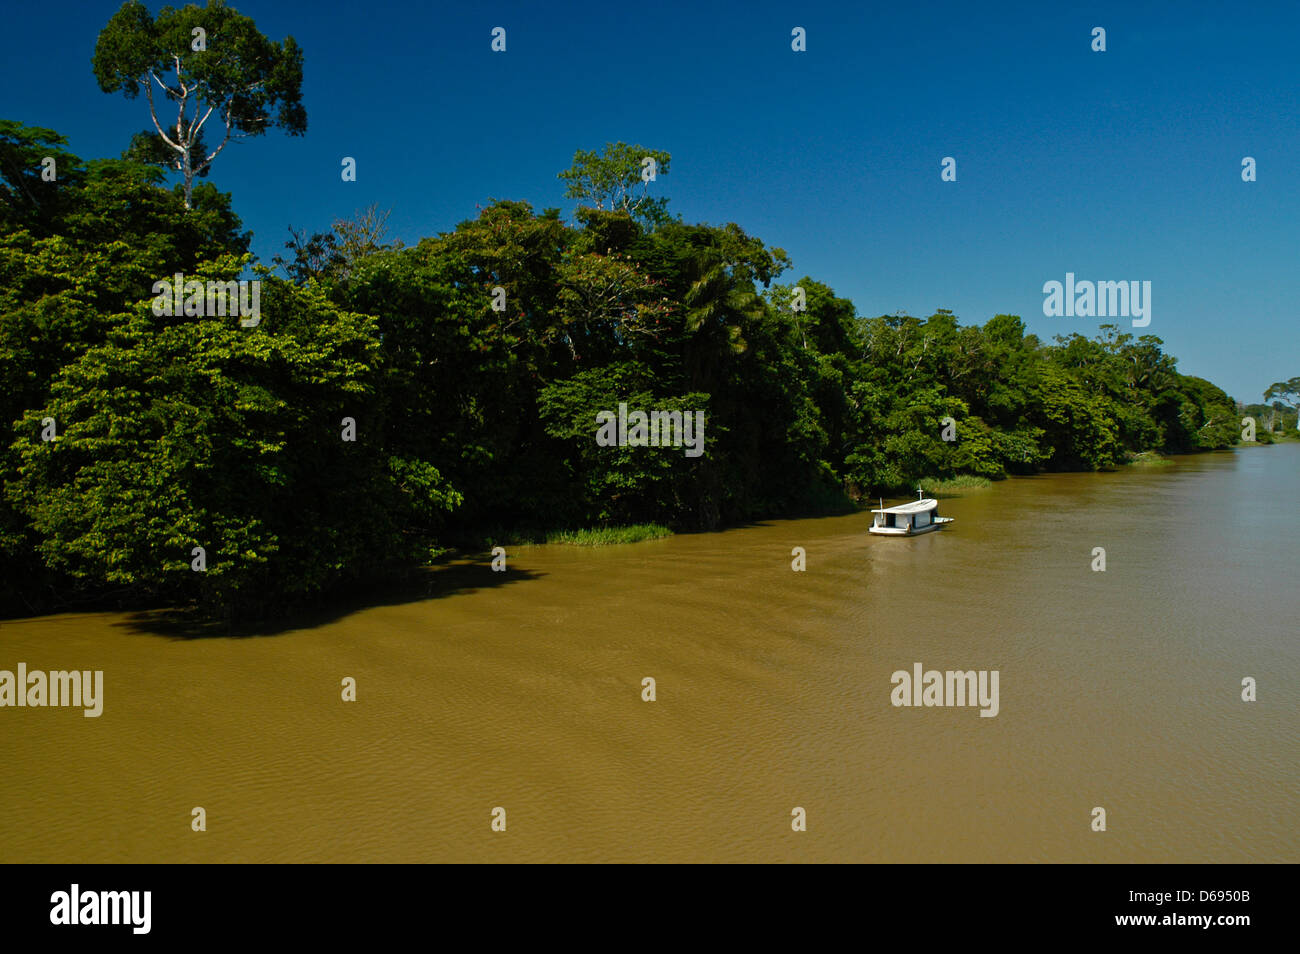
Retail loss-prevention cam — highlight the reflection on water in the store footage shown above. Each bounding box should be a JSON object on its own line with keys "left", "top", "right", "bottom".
{"left": 2, "top": 446, "right": 1297, "bottom": 862}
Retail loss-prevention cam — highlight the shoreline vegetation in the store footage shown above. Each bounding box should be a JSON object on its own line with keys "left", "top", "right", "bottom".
{"left": 500, "top": 524, "right": 675, "bottom": 547}
{"left": 1123, "top": 450, "right": 1174, "bottom": 468}
{"left": 917, "top": 475, "right": 994, "bottom": 495}
{"left": 3, "top": 122, "right": 1297, "bottom": 620}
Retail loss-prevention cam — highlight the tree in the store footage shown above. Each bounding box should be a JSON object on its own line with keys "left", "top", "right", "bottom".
{"left": 122, "top": 125, "right": 210, "bottom": 179}
{"left": 558, "top": 143, "right": 674, "bottom": 228}
{"left": 0, "top": 121, "right": 248, "bottom": 616}
{"left": 274, "top": 205, "right": 402, "bottom": 284}
{"left": 1264, "top": 376, "right": 1300, "bottom": 430}
{"left": 1264, "top": 376, "right": 1300, "bottom": 405}
{"left": 93, "top": 0, "right": 305, "bottom": 208}
{"left": 7, "top": 277, "right": 460, "bottom": 617}
{"left": 538, "top": 363, "right": 711, "bottom": 526}
{"left": 0, "top": 121, "right": 83, "bottom": 234}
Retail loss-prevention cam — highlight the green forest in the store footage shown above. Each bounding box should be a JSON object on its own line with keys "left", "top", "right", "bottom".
{"left": 6, "top": 1, "right": 1292, "bottom": 621}
{"left": 4, "top": 103, "right": 1289, "bottom": 618}
{"left": 0, "top": 120, "right": 1263, "bottom": 619}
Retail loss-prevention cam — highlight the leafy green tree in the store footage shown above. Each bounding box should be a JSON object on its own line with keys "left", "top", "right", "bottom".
{"left": 122, "top": 125, "right": 210, "bottom": 179}
{"left": 1174, "top": 376, "right": 1238, "bottom": 450}
{"left": 336, "top": 200, "right": 573, "bottom": 534}
{"left": 0, "top": 122, "right": 249, "bottom": 615}
{"left": 1264, "top": 376, "right": 1300, "bottom": 431}
{"left": 1264, "top": 376, "right": 1300, "bottom": 406}
{"left": 7, "top": 277, "right": 459, "bottom": 617}
{"left": 538, "top": 363, "right": 713, "bottom": 525}
{"left": 0, "top": 121, "right": 83, "bottom": 234}
{"left": 93, "top": 0, "right": 306, "bottom": 207}
{"left": 274, "top": 205, "right": 402, "bottom": 285}
{"left": 1029, "top": 364, "right": 1121, "bottom": 469}
{"left": 559, "top": 143, "right": 674, "bottom": 228}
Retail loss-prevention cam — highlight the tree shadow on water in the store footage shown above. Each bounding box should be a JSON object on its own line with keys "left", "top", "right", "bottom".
{"left": 112, "top": 553, "right": 544, "bottom": 640}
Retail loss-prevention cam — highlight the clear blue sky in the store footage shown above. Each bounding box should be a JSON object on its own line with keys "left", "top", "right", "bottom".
{"left": 2, "top": 0, "right": 1296, "bottom": 403}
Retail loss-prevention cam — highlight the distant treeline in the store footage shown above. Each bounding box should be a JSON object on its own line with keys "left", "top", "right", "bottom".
{"left": 0, "top": 125, "right": 1248, "bottom": 617}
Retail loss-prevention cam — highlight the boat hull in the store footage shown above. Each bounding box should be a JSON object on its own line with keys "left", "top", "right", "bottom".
{"left": 868, "top": 523, "right": 943, "bottom": 536}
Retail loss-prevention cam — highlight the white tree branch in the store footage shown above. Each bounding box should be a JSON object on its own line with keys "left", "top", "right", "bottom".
{"left": 149, "top": 69, "right": 180, "bottom": 99}
{"left": 172, "top": 55, "right": 188, "bottom": 96}
{"left": 144, "top": 80, "right": 184, "bottom": 151}
{"left": 195, "top": 107, "right": 234, "bottom": 174}
{"left": 192, "top": 99, "right": 219, "bottom": 140}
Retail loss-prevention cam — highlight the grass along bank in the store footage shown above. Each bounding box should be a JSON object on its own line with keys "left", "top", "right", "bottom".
{"left": 1123, "top": 450, "right": 1173, "bottom": 467}
{"left": 544, "top": 524, "right": 673, "bottom": 545}
{"left": 917, "top": 475, "right": 994, "bottom": 495}
{"left": 489, "top": 524, "right": 674, "bottom": 547}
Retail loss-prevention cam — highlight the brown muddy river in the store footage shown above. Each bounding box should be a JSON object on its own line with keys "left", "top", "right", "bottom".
{"left": 2, "top": 445, "right": 1297, "bottom": 862}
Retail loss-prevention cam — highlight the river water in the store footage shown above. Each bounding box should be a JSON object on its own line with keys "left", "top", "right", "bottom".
{"left": 2, "top": 445, "right": 1296, "bottom": 862}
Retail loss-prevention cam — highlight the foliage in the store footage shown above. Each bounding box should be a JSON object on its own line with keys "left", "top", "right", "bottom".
{"left": 273, "top": 204, "right": 403, "bottom": 284}
{"left": 93, "top": 0, "right": 305, "bottom": 207}
{"left": 918, "top": 475, "right": 993, "bottom": 494}
{"left": 0, "top": 121, "right": 1250, "bottom": 618}
{"left": 543, "top": 524, "right": 672, "bottom": 546}
{"left": 559, "top": 142, "right": 675, "bottom": 228}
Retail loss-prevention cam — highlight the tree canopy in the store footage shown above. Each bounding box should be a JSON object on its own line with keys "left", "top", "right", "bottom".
{"left": 93, "top": 0, "right": 305, "bottom": 207}
{"left": 559, "top": 143, "right": 675, "bottom": 228}
{"left": 1264, "top": 376, "right": 1299, "bottom": 410}
{"left": 0, "top": 125, "right": 1249, "bottom": 619}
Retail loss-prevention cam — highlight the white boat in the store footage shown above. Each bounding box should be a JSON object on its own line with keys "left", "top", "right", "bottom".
{"left": 868, "top": 489, "right": 955, "bottom": 536}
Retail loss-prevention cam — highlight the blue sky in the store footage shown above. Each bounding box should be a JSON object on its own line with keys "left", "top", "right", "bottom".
{"left": 2, "top": 0, "right": 1296, "bottom": 402}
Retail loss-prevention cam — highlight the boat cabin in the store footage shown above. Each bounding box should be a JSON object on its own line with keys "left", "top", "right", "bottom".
{"left": 868, "top": 490, "right": 954, "bottom": 536}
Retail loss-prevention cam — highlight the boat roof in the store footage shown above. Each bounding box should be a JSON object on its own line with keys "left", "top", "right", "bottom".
{"left": 871, "top": 498, "right": 938, "bottom": 514}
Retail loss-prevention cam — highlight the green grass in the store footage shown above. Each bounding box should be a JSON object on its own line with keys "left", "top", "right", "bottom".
{"left": 1125, "top": 450, "right": 1173, "bottom": 467}
{"left": 917, "top": 474, "right": 993, "bottom": 495}
{"left": 541, "top": 524, "right": 674, "bottom": 546}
